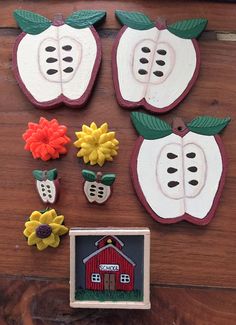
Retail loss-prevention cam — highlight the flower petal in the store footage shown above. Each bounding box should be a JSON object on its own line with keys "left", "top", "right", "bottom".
{"left": 93, "top": 129, "right": 102, "bottom": 141}
{"left": 81, "top": 142, "right": 93, "bottom": 149}
{"left": 112, "top": 139, "right": 119, "bottom": 146}
{"left": 75, "top": 131, "right": 84, "bottom": 138}
{"left": 99, "top": 147, "right": 110, "bottom": 154}
{"left": 84, "top": 135, "right": 95, "bottom": 144}
{"left": 49, "top": 235, "right": 60, "bottom": 248}
{"left": 74, "top": 122, "right": 118, "bottom": 167}
{"left": 36, "top": 241, "right": 48, "bottom": 251}
{"left": 42, "top": 233, "right": 55, "bottom": 245}
{"left": 23, "top": 228, "right": 31, "bottom": 237}
{"left": 89, "top": 150, "right": 98, "bottom": 161}
{"left": 46, "top": 145, "right": 56, "bottom": 156}
{"left": 97, "top": 150, "right": 105, "bottom": 166}
{"left": 25, "top": 221, "right": 41, "bottom": 233}
{"left": 39, "top": 211, "right": 54, "bottom": 224}
{"left": 50, "top": 223, "right": 61, "bottom": 234}
{"left": 58, "top": 225, "right": 68, "bottom": 236}
{"left": 90, "top": 122, "right": 97, "bottom": 130}
{"left": 28, "top": 232, "right": 41, "bottom": 245}
{"left": 90, "top": 160, "right": 97, "bottom": 165}
{"left": 29, "top": 211, "right": 41, "bottom": 221}
{"left": 53, "top": 215, "right": 64, "bottom": 224}
{"left": 106, "top": 132, "right": 115, "bottom": 141}
{"left": 101, "top": 141, "right": 113, "bottom": 148}
{"left": 111, "top": 149, "right": 118, "bottom": 156}
{"left": 100, "top": 123, "right": 108, "bottom": 133}
{"left": 23, "top": 117, "right": 70, "bottom": 162}
{"left": 98, "top": 133, "right": 108, "bottom": 144}
{"left": 83, "top": 155, "right": 90, "bottom": 163}
{"left": 49, "top": 209, "right": 57, "bottom": 219}
{"left": 50, "top": 223, "right": 68, "bottom": 236}
{"left": 77, "top": 148, "right": 89, "bottom": 157}
{"left": 75, "top": 139, "right": 84, "bottom": 146}
{"left": 82, "top": 125, "right": 93, "bottom": 134}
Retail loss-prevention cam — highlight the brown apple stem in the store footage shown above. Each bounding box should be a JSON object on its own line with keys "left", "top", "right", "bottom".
{"left": 172, "top": 117, "right": 187, "bottom": 132}
{"left": 96, "top": 172, "right": 103, "bottom": 183}
{"left": 52, "top": 14, "right": 65, "bottom": 26}
{"left": 42, "top": 170, "right": 48, "bottom": 181}
{"left": 156, "top": 17, "right": 167, "bottom": 30}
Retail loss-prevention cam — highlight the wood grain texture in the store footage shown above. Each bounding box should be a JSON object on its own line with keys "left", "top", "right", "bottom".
{"left": 0, "top": 33, "right": 236, "bottom": 287}
{"left": 0, "top": 0, "right": 236, "bottom": 323}
{"left": 1, "top": 0, "right": 236, "bottom": 31}
{"left": 1, "top": 277, "right": 236, "bottom": 325}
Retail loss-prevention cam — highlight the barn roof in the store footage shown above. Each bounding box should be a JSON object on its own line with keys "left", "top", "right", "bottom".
{"left": 83, "top": 244, "right": 135, "bottom": 266}
{"left": 95, "top": 235, "right": 124, "bottom": 247}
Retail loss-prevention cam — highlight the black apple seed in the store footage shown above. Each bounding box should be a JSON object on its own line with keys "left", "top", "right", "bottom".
{"left": 141, "top": 47, "right": 151, "bottom": 53}
{"left": 138, "top": 69, "right": 148, "bottom": 75}
{"left": 47, "top": 69, "right": 58, "bottom": 75}
{"left": 45, "top": 46, "right": 56, "bottom": 52}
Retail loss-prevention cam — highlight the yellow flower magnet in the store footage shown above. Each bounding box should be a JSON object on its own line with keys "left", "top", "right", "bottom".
{"left": 74, "top": 122, "right": 119, "bottom": 166}
{"left": 23, "top": 209, "right": 68, "bottom": 251}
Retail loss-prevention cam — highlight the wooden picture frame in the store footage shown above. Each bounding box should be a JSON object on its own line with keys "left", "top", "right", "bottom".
{"left": 69, "top": 227, "right": 150, "bottom": 309}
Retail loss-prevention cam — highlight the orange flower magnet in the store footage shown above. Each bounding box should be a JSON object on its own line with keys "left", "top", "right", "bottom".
{"left": 23, "top": 117, "right": 71, "bottom": 161}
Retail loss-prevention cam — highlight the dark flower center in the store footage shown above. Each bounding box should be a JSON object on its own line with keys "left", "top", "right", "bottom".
{"left": 41, "top": 137, "right": 49, "bottom": 144}
{"left": 36, "top": 224, "right": 52, "bottom": 239}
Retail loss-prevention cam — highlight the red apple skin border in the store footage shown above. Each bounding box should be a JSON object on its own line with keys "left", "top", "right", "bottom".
{"left": 130, "top": 131, "right": 228, "bottom": 225}
{"left": 112, "top": 25, "right": 201, "bottom": 114}
{"left": 12, "top": 26, "right": 102, "bottom": 110}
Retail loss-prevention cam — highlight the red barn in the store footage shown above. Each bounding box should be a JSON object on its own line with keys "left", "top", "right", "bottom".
{"left": 83, "top": 235, "right": 135, "bottom": 291}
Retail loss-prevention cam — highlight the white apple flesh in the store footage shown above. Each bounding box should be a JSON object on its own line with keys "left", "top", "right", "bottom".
{"left": 84, "top": 181, "right": 111, "bottom": 204}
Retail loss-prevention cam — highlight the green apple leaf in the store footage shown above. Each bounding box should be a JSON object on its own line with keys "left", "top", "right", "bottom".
{"left": 187, "top": 116, "right": 231, "bottom": 135}
{"left": 39, "top": 208, "right": 50, "bottom": 214}
{"left": 14, "top": 10, "right": 51, "bottom": 34}
{"left": 66, "top": 10, "right": 106, "bottom": 29}
{"left": 32, "top": 170, "right": 43, "bottom": 181}
{"left": 167, "top": 18, "right": 208, "bottom": 39}
{"left": 47, "top": 169, "right": 58, "bottom": 181}
{"left": 101, "top": 174, "right": 116, "bottom": 186}
{"left": 82, "top": 170, "right": 97, "bottom": 182}
{"left": 131, "top": 112, "right": 172, "bottom": 139}
{"left": 115, "top": 10, "right": 155, "bottom": 30}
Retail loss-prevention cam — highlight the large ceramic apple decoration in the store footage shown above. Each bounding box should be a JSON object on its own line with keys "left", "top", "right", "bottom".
{"left": 113, "top": 11, "right": 207, "bottom": 113}
{"left": 13, "top": 9, "right": 106, "bottom": 109}
{"left": 130, "top": 112, "right": 230, "bottom": 225}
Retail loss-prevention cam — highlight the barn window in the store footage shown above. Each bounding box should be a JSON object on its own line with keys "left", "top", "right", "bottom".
{"left": 120, "top": 274, "right": 130, "bottom": 283}
{"left": 91, "top": 273, "right": 101, "bottom": 283}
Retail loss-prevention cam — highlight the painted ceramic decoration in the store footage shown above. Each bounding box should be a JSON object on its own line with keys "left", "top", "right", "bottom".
{"left": 130, "top": 112, "right": 230, "bottom": 225}
{"left": 33, "top": 169, "right": 60, "bottom": 204}
{"left": 113, "top": 10, "right": 207, "bottom": 113}
{"left": 70, "top": 228, "right": 150, "bottom": 309}
{"left": 22, "top": 117, "right": 71, "bottom": 161}
{"left": 82, "top": 170, "right": 116, "bottom": 204}
{"left": 13, "top": 9, "right": 106, "bottom": 108}
{"left": 23, "top": 209, "right": 68, "bottom": 251}
{"left": 74, "top": 122, "right": 119, "bottom": 166}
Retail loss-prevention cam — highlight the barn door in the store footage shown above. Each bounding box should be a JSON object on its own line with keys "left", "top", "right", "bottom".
{"left": 104, "top": 274, "right": 116, "bottom": 290}
{"left": 104, "top": 274, "right": 109, "bottom": 290}
{"left": 109, "top": 274, "right": 115, "bottom": 290}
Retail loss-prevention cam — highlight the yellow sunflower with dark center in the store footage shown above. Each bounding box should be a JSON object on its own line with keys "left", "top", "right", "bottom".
{"left": 74, "top": 122, "right": 119, "bottom": 166}
{"left": 23, "top": 209, "right": 68, "bottom": 251}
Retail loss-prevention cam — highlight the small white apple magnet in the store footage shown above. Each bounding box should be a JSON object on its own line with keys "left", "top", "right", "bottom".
{"left": 82, "top": 170, "right": 116, "bottom": 204}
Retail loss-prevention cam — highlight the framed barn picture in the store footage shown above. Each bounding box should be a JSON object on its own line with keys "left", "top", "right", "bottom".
{"left": 69, "top": 228, "right": 150, "bottom": 309}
